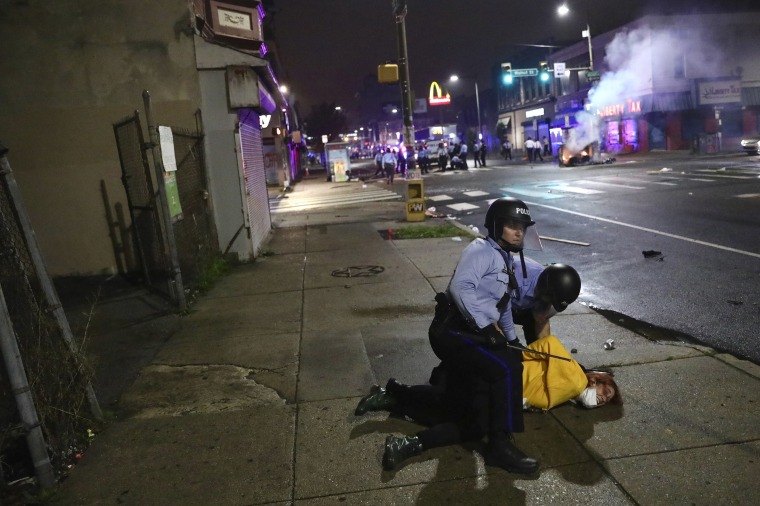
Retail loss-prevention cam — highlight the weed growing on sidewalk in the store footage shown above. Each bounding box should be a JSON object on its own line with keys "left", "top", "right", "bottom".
{"left": 194, "top": 255, "right": 231, "bottom": 295}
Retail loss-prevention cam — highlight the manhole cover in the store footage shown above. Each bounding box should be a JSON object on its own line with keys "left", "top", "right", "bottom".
{"left": 331, "top": 265, "right": 385, "bottom": 278}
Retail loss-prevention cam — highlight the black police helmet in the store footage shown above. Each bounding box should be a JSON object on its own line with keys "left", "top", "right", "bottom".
{"left": 535, "top": 263, "right": 581, "bottom": 312}
{"left": 484, "top": 197, "right": 535, "bottom": 240}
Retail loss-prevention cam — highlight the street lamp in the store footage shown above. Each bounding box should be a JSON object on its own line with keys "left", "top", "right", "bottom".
{"left": 557, "top": 2, "right": 594, "bottom": 71}
{"left": 449, "top": 74, "right": 482, "bottom": 139}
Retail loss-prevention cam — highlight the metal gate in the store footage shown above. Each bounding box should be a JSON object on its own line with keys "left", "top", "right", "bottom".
{"left": 113, "top": 111, "right": 218, "bottom": 305}
{"left": 113, "top": 111, "right": 171, "bottom": 299}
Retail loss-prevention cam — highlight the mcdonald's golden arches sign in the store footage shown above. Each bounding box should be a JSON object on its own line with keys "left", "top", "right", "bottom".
{"left": 428, "top": 81, "right": 451, "bottom": 106}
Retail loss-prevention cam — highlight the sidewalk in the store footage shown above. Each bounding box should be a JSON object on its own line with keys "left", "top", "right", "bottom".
{"left": 52, "top": 180, "right": 760, "bottom": 505}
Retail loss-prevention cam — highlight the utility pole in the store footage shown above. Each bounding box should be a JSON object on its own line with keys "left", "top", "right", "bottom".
{"left": 392, "top": 0, "right": 416, "bottom": 172}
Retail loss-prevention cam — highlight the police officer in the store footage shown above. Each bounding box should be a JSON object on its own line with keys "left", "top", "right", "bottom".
{"left": 512, "top": 260, "right": 582, "bottom": 344}
{"left": 378, "top": 197, "right": 541, "bottom": 474}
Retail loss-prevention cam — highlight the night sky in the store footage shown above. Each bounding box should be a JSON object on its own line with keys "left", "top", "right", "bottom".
{"left": 272, "top": 0, "right": 760, "bottom": 125}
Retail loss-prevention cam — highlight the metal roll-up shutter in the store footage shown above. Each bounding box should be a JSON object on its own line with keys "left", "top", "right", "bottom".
{"left": 238, "top": 109, "right": 272, "bottom": 258}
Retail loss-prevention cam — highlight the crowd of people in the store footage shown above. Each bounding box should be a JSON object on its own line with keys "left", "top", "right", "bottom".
{"left": 354, "top": 197, "right": 623, "bottom": 474}
{"left": 372, "top": 139, "right": 490, "bottom": 182}
{"left": 369, "top": 135, "right": 556, "bottom": 184}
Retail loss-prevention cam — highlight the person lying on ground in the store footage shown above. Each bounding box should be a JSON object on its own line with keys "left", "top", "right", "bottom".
{"left": 354, "top": 335, "right": 622, "bottom": 471}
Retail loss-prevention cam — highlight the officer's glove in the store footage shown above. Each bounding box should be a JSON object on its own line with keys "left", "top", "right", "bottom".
{"left": 479, "top": 324, "right": 507, "bottom": 349}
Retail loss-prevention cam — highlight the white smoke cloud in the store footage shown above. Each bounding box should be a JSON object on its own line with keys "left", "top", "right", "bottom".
{"left": 565, "top": 18, "right": 721, "bottom": 156}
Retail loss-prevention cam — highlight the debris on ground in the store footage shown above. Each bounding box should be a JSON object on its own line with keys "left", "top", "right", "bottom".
{"left": 642, "top": 250, "right": 663, "bottom": 260}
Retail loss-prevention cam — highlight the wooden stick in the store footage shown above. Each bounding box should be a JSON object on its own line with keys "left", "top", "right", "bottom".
{"left": 539, "top": 236, "right": 591, "bottom": 247}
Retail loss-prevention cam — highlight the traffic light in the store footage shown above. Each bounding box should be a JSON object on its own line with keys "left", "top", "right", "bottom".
{"left": 501, "top": 62, "right": 513, "bottom": 85}
{"left": 539, "top": 61, "right": 550, "bottom": 82}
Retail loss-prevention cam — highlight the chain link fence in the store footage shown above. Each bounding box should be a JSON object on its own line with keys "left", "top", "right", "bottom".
{"left": 0, "top": 152, "right": 97, "bottom": 486}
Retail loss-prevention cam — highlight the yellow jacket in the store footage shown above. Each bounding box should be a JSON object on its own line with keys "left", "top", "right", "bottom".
{"left": 522, "top": 335, "right": 587, "bottom": 410}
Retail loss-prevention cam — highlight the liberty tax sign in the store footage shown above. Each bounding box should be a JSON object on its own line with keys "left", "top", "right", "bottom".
{"left": 698, "top": 79, "right": 741, "bottom": 105}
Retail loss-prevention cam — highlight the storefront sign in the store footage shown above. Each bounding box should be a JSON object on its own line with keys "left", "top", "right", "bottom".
{"left": 698, "top": 79, "right": 741, "bottom": 105}
{"left": 598, "top": 98, "right": 642, "bottom": 117}
{"left": 526, "top": 108, "right": 544, "bottom": 119}
{"left": 428, "top": 81, "right": 451, "bottom": 106}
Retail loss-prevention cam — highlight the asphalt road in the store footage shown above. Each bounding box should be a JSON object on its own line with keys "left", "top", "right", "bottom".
{"left": 411, "top": 153, "right": 760, "bottom": 363}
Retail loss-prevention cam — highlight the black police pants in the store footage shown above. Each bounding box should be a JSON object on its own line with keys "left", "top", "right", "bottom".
{"left": 386, "top": 381, "right": 486, "bottom": 450}
{"left": 428, "top": 320, "right": 524, "bottom": 435}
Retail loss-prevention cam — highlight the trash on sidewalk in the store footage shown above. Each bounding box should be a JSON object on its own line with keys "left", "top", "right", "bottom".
{"left": 603, "top": 339, "right": 616, "bottom": 350}
{"left": 425, "top": 209, "right": 446, "bottom": 218}
{"left": 451, "top": 236, "right": 462, "bottom": 242}
{"left": 659, "top": 167, "right": 673, "bottom": 172}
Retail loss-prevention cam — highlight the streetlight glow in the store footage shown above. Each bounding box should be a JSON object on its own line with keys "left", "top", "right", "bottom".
{"left": 557, "top": 3, "right": 569, "bottom": 16}
{"left": 335, "top": 106, "right": 342, "bottom": 111}
{"left": 448, "top": 72, "right": 483, "bottom": 138}
{"left": 279, "top": 85, "right": 288, "bottom": 94}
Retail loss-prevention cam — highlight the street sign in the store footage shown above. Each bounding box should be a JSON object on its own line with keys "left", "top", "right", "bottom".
{"left": 553, "top": 62, "right": 566, "bottom": 78}
{"left": 512, "top": 68, "right": 538, "bottom": 77}
{"left": 586, "top": 70, "right": 601, "bottom": 82}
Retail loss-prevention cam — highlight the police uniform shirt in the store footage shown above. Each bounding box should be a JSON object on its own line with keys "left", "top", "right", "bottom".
{"left": 448, "top": 237, "right": 518, "bottom": 342}
{"left": 510, "top": 256, "right": 557, "bottom": 320}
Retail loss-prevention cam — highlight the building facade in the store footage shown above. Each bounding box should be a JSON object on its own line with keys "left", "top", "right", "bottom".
{"left": 497, "top": 12, "right": 760, "bottom": 156}
{"left": 0, "top": 0, "right": 294, "bottom": 277}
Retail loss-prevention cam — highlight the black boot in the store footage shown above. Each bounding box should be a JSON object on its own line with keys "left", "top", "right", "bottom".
{"left": 382, "top": 435, "right": 423, "bottom": 471}
{"left": 484, "top": 433, "right": 539, "bottom": 474}
{"left": 354, "top": 384, "right": 397, "bottom": 416}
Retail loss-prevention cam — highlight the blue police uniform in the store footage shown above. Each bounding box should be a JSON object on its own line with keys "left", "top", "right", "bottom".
{"left": 429, "top": 236, "right": 524, "bottom": 434}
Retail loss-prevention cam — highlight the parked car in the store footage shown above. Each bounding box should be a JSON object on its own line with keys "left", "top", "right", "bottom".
{"left": 740, "top": 134, "right": 760, "bottom": 155}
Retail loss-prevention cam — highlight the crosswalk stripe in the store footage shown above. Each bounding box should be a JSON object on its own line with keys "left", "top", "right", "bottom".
{"left": 500, "top": 187, "right": 566, "bottom": 199}
{"left": 736, "top": 193, "right": 760, "bottom": 198}
{"left": 577, "top": 179, "right": 645, "bottom": 190}
{"left": 446, "top": 202, "right": 480, "bottom": 211}
{"left": 428, "top": 194, "right": 454, "bottom": 201}
{"left": 463, "top": 190, "right": 490, "bottom": 197}
{"left": 538, "top": 183, "right": 603, "bottom": 195}
{"left": 652, "top": 181, "right": 678, "bottom": 185}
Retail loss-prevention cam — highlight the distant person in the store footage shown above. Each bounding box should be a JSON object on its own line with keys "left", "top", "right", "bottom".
{"left": 382, "top": 148, "right": 397, "bottom": 184}
{"left": 473, "top": 140, "right": 482, "bottom": 167}
{"left": 374, "top": 150, "right": 384, "bottom": 178}
{"left": 419, "top": 144, "right": 430, "bottom": 174}
{"left": 479, "top": 140, "right": 487, "bottom": 167}
{"left": 502, "top": 139, "right": 513, "bottom": 160}
{"left": 458, "top": 142, "right": 468, "bottom": 169}
{"left": 542, "top": 136, "right": 551, "bottom": 157}
{"left": 525, "top": 137, "right": 535, "bottom": 162}
{"left": 437, "top": 143, "right": 448, "bottom": 172}
{"left": 397, "top": 149, "right": 406, "bottom": 177}
{"left": 449, "top": 153, "right": 464, "bottom": 171}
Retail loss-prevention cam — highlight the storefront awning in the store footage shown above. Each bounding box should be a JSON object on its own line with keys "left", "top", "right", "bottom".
{"left": 649, "top": 92, "right": 692, "bottom": 112}
{"left": 742, "top": 87, "right": 760, "bottom": 106}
